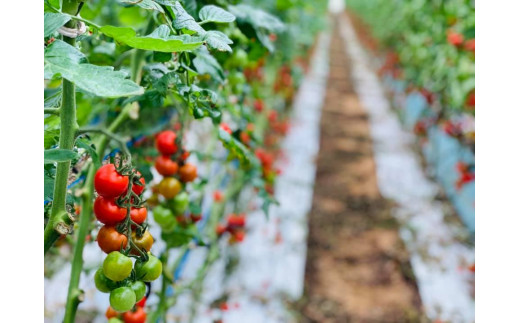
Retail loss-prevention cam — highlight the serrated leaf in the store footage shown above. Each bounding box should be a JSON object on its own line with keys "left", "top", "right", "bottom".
{"left": 76, "top": 138, "right": 101, "bottom": 169}
{"left": 199, "top": 5, "right": 235, "bottom": 23}
{"left": 100, "top": 25, "right": 203, "bottom": 52}
{"left": 204, "top": 30, "right": 233, "bottom": 52}
{"left": 117, "top": 0, "right": 164, "bottom": 12}
{"left": 44, "top": 148, "right": 79, "bottom": 164}
{"left": 228, "top": 4, "right": 285, "bottom": 33}
{"left": 192, "top": 47, "right": 224, "bottom": 82}
{"left": 44, "top": 12, "right": 71, "bottom": 37}
{"left": 171, "top": 1, "right": 205, "bottom": 34}
{"left": 45, "top": 40, "right": 144, "bottom": 97}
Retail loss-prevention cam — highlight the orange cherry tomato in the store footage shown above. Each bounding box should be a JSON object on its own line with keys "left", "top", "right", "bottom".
{"left": 97, "top": 225, "right": 128, "bottom": 254}
{"left": 179, "top": 163, "right": 197, "bottom": 183}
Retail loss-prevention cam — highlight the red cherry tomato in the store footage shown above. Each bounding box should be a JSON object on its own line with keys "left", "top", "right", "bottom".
{"left": 122, "top": 306, "right": 146, "bottom": 323}
{"left": 130, "top": 207, "right": 147, "bottom": 224}
{"left": 135, "top": 296, "right": 147, "bottom": 307}
{"left": 156, "top": 130, "right": 177, "bottom": 155}
{"left": 97, "top": 225, "right": 128, "bottom": 253}
{"left": 190, "top": 213, "right": 202, "bottom": 223}
{"left": 213, "top": 190, "right": 223, "bottom": 202}
{"left": 180, "top": 150, "right": 190, "bottom": 162}
{"left": 227, "top": 214, "right": 246, "bottom": 228}
{"left": 155, "top": 156, "right": 179, "bottom": 176}
{"left": 95, "top": 164, "right": 129, "bottom": 198}
{"left": 94, "top": 196, "right": 127, "bottom": 225}
{"left": 220, "top": 123, "right": 232, "bottom": 134}
{"left": 132, "top": 172, "right": 146, "bottom": 195}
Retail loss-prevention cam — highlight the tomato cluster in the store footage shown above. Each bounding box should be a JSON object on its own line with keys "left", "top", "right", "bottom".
{"left": 216, "top": 213, "right": 246, "bottom": 244}
{"left": 149, "top": 130, "right": 201, "bottom": 233}
{"left": 93, "top": 163, "right": 161, "bottom": 317}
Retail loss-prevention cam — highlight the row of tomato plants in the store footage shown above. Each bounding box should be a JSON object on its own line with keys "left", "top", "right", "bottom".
{"left": 347, "top": 0, "right": 475, "bottom": 191}
{"left": 44, "top": 0, "right": 326, "bottom": 322}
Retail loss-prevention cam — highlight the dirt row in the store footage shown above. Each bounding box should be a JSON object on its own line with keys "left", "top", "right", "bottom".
{"left": 297, "top": 17, "right": 425, "bottom": 323}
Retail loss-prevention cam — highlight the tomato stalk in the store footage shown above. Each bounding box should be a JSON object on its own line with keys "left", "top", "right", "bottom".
{"left": 43, "top": 0, "right": 82, "bottom": 255}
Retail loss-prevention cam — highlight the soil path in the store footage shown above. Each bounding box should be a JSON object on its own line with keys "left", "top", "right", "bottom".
{"left": 300, "top": 17, "right": 423, "bottom": 323}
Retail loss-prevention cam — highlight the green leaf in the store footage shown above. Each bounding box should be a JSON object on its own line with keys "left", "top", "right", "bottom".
{"left": 218, "top": 128, "right": 253, "bottom": 165}
{"left": 228, "top": 4, "right": 285, "bottom": 33}
{"left": 44, "top": 129, "right": 60, "bottom": 149}
{"left": 199, "top": 5, "right": 235, "bottom": 23}
{"left": 45, "top": 40, "right": 144, "bottom": 98}
{"left": 99, "top": 25, "right": 203, "bottom": 52}
{"left": 171, "top": 1, "right": 205, "bottom": 34}
{"left": 44, "top": 12, "right": 71, "bottom": 37}
{"left": 192, "top": 47, "right": 224, "bottom": 82}
{"left": 76, "top": 138, "right": 101, "bottom": 169}
{"left": 117, "top": 0, "right": 164, "bottom": 12}
{"left": 45, "top": 173, "right": 55, "bottom": 201}
{"left": 204, "top": 30, "right": 233, "bottom": 52}
{"left": 44, "top": 149, "right": 79, "bottom": 164}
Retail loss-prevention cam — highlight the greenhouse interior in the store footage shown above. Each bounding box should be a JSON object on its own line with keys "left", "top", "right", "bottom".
{"left": 43, "top": 0, "right": 476, "bottom": 322}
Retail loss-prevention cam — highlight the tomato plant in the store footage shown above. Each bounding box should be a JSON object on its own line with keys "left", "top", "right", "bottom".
{"left": 44, "top": 0, "right": 326, "bottom": 321}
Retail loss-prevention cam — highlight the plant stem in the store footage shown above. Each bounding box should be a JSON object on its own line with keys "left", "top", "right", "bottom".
{"left": 44, "top": 107, "right": 60, "bottom": 115}
{"left": 43, "top": 1, "right": 80, "bottom": 254}
{"left": 63, "top": 166, "right": 94, "bottom": 323}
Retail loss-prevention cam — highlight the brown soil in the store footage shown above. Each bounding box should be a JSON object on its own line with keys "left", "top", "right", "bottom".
{"left": 298, "top": 17, "right": 425, "bottom": 323}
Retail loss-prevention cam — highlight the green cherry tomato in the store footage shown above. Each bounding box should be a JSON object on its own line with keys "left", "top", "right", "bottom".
{"left": 153, "top": 205, "right": 175, "bottom": 228}
{"left": 108, "top": 318, "right": 124, "bottom": 323}
{"left": 94, "top": 268, "right": 116, "bottom": 293}
{"left": 103, "top": 251, "right": 133, "bottom": 282}
{"left": 135, "top": 254, "right": 162, "bottom": 282}
{"left": 232, "top": 49, "right": 248, "bottom": 67}
{"left": 170, "top": 191, "right": 189, "bottom": 215}
{"left": 129, "top": 280, "right": 146, "bottom": 302}
{"left": 109, "top": 287, "right": 136, "bottom": 312}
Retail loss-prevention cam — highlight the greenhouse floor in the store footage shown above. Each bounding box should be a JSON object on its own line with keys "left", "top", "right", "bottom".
{"left": 301, "top": 19, "right": 423, "bottom": 322}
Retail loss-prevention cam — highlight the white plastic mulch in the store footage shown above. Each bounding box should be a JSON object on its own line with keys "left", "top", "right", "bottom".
{"left": 337, "top": 14, "right": 475, "bottom": 323}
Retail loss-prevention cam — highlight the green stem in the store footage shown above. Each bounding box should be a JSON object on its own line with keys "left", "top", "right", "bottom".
{"left": 43, "top": 2, "right": 80, "bottom": 255}
{"left": 63, "top": 166, "right": 94, "bottom": 323}
{"left": 44, "top": 107, "right": 60, "bottom": 115}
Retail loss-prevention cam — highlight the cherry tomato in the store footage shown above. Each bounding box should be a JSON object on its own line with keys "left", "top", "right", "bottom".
{"left": 153, "top": 205, "right": 175, "bottom": 228}
{"left": 110, "top": 286, "right": 136, "bottom": 312}
{"left": 95, "top": 164, "right": 129, "bottom": 198}
{"left": 135, "top": 296, "right": 147, "bottom": 307}
{"left": 146, "top": 193, "right": 159, "bottom": 207}
{"left": 227, "top": 214, "right": 246, "bottom": 228}
{"left": 130, "top": 207, "right": 147, "bottom": 225}
{"left": 213, "top": 190, "right": 223, "bottom": 202}
{"left": 131, "top": 172, "right": 146, "bottom": 196}
{"left": 108, "top": 318, "right": 124, "bottom": 323}
{"left": 106, "top": 306, "right": 119, "bottom": 319}
{"left": 130, "top": 230, "right": 154, "bottom": 255}
{"left": 156, "top": 130, "right": 177, "bottom": 155}
{"left": 94, "top": 196, "right": 127, "bottom": 225}
{"left": 103, "top": 251, "right": 133, "bottom": 282}
{"left": 190, "top": 213, "right": 202, "bottom": 223}
{"left": 180, "top": 150, "right": 190, "bottom": 162}
{"left": 129, "top": 280, "right": 146, "bottom": 302}
{"left": 97, "top": 225, "right": 128, "bottom": 254}
{"left": 158, "top": 177, "right": 181, "bottom": 199}
{"left": 122, "top": 306, "right": 146, "bottom": 323}
{"left": 95, "top": 268, "right": 116, "bottom": 293}
{"left": 179, "top": 163, "right": 197, "bottom": 183}
{"left": 135, "top": 254, "right": 162, "bottom": 282}
{"left": 154, "top": 156, "right": 178, "bottom": 176}
{"left": 170, "top": 191, "right": 189, "bottom": 215}
{"left": 216, "top": 224, "right": 227, "bottom": 236}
